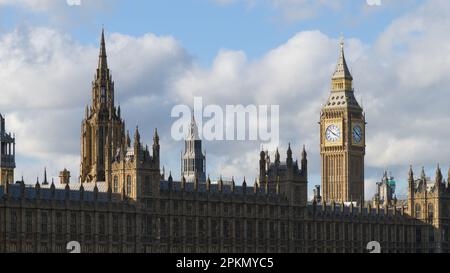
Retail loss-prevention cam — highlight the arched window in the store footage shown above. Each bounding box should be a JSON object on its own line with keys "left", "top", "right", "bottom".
{"left": 113, "top": 176, "right": 118, "bottom": 193}
{"left": 428, "top": 203, "right": 434, "bottom": 221}
{"left": 127, "top": 175, "right": 132, "bottom": 195}
{"left": 415, "top": 204, "right": 422, "bottom": 218}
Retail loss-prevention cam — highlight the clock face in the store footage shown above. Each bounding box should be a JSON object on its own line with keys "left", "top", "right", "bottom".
{"left": 352, "top": 125, "right": 363, "bottom": 143}
{"left": 325, "top": 124, "right": 341, "bottom": 142}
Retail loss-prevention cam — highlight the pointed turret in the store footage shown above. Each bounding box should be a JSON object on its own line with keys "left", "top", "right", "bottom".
{"left": 43, "top": 167, "right": 49, "bottom": 185}
{"left": 253, "top": 178, "right": 259, "bottom": 194}
{"left": 168, "top": 171, "right": 173, "bottom": 191}
{"left": 134, "top": 126, "right": 141, "bottom": 145}
{"left": 242, "top": 177, "right": 247, "bottom": 194}
{"left": 408, "top": 166, "right": 415, "bottom": 210}
{"left": 435, "top": 164, "right": 443, "bottom": 191}
{"left": 274, "top": 148, "right": 280, "bottom": 164}
{"left": 331, "top": 36, "right": 353, "bottom": 92}
{"left": 301, "top": 145, "right": 307, "bottom": 176}
{"left": 153, "top": 128, "right": 159, "bottom": 143}
{"left": 187, "top": 113, "right": 200, "bottom": 141}
{"left": 182, "top": 113, "right": 206, "bottom": 183}
{"left": 153, "top": 128, "right": 160, "bottom": 162}
{"left": 206, "top": 175, "right": 211, "bottom": 192}
{"left": 420, "top": 167, "right": 427, "bottom": 190}
{"left": 97, "top": 27, "right": 108, "bottom": 82}
{"left": 218, "top": 175, "right": 224, "bottom": 193}
{"left": 126, "top": 130, "right": 131, "bottom": 147}
{"left": 259, "top": 149, "right": 266, "bottom": 181}
{"left": 286, "top": 143, "right": 293, "bottom": 166}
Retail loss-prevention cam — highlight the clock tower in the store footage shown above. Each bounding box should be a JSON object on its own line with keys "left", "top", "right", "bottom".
{"left": 320, "top": 38, "right": 365, "bottom": 203}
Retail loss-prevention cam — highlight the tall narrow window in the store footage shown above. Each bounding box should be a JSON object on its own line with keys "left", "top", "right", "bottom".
{"left": 415, "top": 204, "right": 422, "bottom": 219}
{"left": 85, "top": 214, "right": 92, "bottom": 234}
{"left": 70, "top": 213, "right": 77, "bottom": 236}
{"left": 127, "top": 175, "right": 132, "bottom": 195}
{"left": 41, "top": 212, "right": 48, "bottom": 234}
{"left": 113, "top": 176, "right": 119, "bottom": 193}
{"left": 26, "top": 211, "right": 33, "bottom": 234}
{"left": 428, "top": 203, "right": 434, "bottom": 222}
{"left": 10, "top": 210, "right": 17, "bottom": 235}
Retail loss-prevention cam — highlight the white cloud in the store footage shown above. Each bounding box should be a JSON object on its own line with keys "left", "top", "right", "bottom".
{"left": 0, "top": 26, "right": 191, "bottom": 184}
{"left": 0, "top": 0, "right": 56, "bottom": 11}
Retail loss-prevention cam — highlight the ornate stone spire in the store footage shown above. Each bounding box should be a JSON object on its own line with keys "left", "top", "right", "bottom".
{"left": 331, "top": 35, "right": 353, "bottom": 92}
{"left": 134, "top": 126, "right": 141, "bottom": 151}
{"left": 97, "top": 27, "right": 108, "bottom": 81}
{"left": 153, "top": 128, "right": 159, "bottom": 143}
{"left": 301, "top": 145, "right": 307, "bottom": 160}
{"left": 43, "top": 167, "right": 48, "bottom": 185}
{"left": 435, "top": 164, "right": 443, "bottom": 190}
{"left": 332, "top": 36, "right": 353, "bottom": 81}
{"left": 187, "top": 113, "right": 200, "bottom": 141}
{"left": 421, "top": 167, "right": 426, "bottom": 181}
{"left": 286, "top": 143, "right": 293, "bottom": 166}
{"left": 274, "top": 148, "right": 280, "bottom": 164}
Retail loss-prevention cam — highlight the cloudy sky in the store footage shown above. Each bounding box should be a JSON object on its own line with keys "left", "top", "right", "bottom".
{"left": 0, "top": 0, "right": 448, "bottom": 199}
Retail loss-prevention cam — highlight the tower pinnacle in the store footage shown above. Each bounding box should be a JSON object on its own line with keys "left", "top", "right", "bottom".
{"left": 331, "top": 36, "right": 353, "bottom": 92}
{"left": 98, "top": 27, "right": 108, "bottom": 75}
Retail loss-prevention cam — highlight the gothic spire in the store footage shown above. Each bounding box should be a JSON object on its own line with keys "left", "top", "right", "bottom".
{"left": 287, "top": 143, "right": 292, "bottom": 157}
{"left": 43, "top": 167, "right": 48, "bottom": 185}
{"left": 153, "top": 128, "right": 159, "bottom": 143}
{"left": 187, "top": 113, "right": 200, "bottom": 140}
{"left": 275, "top": 148, "right": 280, "bottom": 164}
{"left": 98, "top": 27, "right": 108, "bottom": 78}
{"left": 301, "top": 145, "right": 307, "bottom": 160}
{"left": 421, "top": 167, "right": 426, "bottom": 180}
{"left": 408, "top": 165, "right": 414, "bottom": 181}
{"left": 436, "top": 164, "right": 443, "bottom": 187}
{"left": 286, "top": 143, "right": 293, "bottom": 165}
{"left": 134, "top": 126, "right": 140, "bottom": 144}
{"left": 332, "top": 36, "right": 353, "bottom": 81}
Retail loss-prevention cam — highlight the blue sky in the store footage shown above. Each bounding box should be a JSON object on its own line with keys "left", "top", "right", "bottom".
{"left": 0, "top": 0, "right": 423, "bottom": 64}
{"left": 1, "top": 0, "right": 449, "bottom": 199}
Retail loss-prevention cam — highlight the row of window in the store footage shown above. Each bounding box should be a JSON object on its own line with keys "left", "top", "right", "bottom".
{"left": 7, "top": 210, "right": 135, "bottom": 239}
{"left": 112, "top": 175, "right": 133, "bottom": 194}
{"left": 160, "top": 201, "right": 288, "bottom": 217}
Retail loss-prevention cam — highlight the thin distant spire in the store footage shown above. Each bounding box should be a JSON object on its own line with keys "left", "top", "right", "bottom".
{"left": 43, "top": 167, "right": 48, "bottom": 185}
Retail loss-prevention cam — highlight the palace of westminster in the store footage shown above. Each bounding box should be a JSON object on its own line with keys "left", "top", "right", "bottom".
{"left": 0, "top": 30, "right": 449, "bottom": 253}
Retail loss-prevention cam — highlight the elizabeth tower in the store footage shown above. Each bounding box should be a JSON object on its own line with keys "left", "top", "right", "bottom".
{"left": 320, "top": 38, "right": 365, "bottom": 203}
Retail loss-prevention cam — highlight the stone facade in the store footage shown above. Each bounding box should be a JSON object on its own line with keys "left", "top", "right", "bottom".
{"left": 0, "top": 114, "right": 15, "bottom": 187}
{"left": 320, "top": 38, "right": 365, "bottom": 203}
{"left": 0, "top": 30, "right": 450, "bottom": 253}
